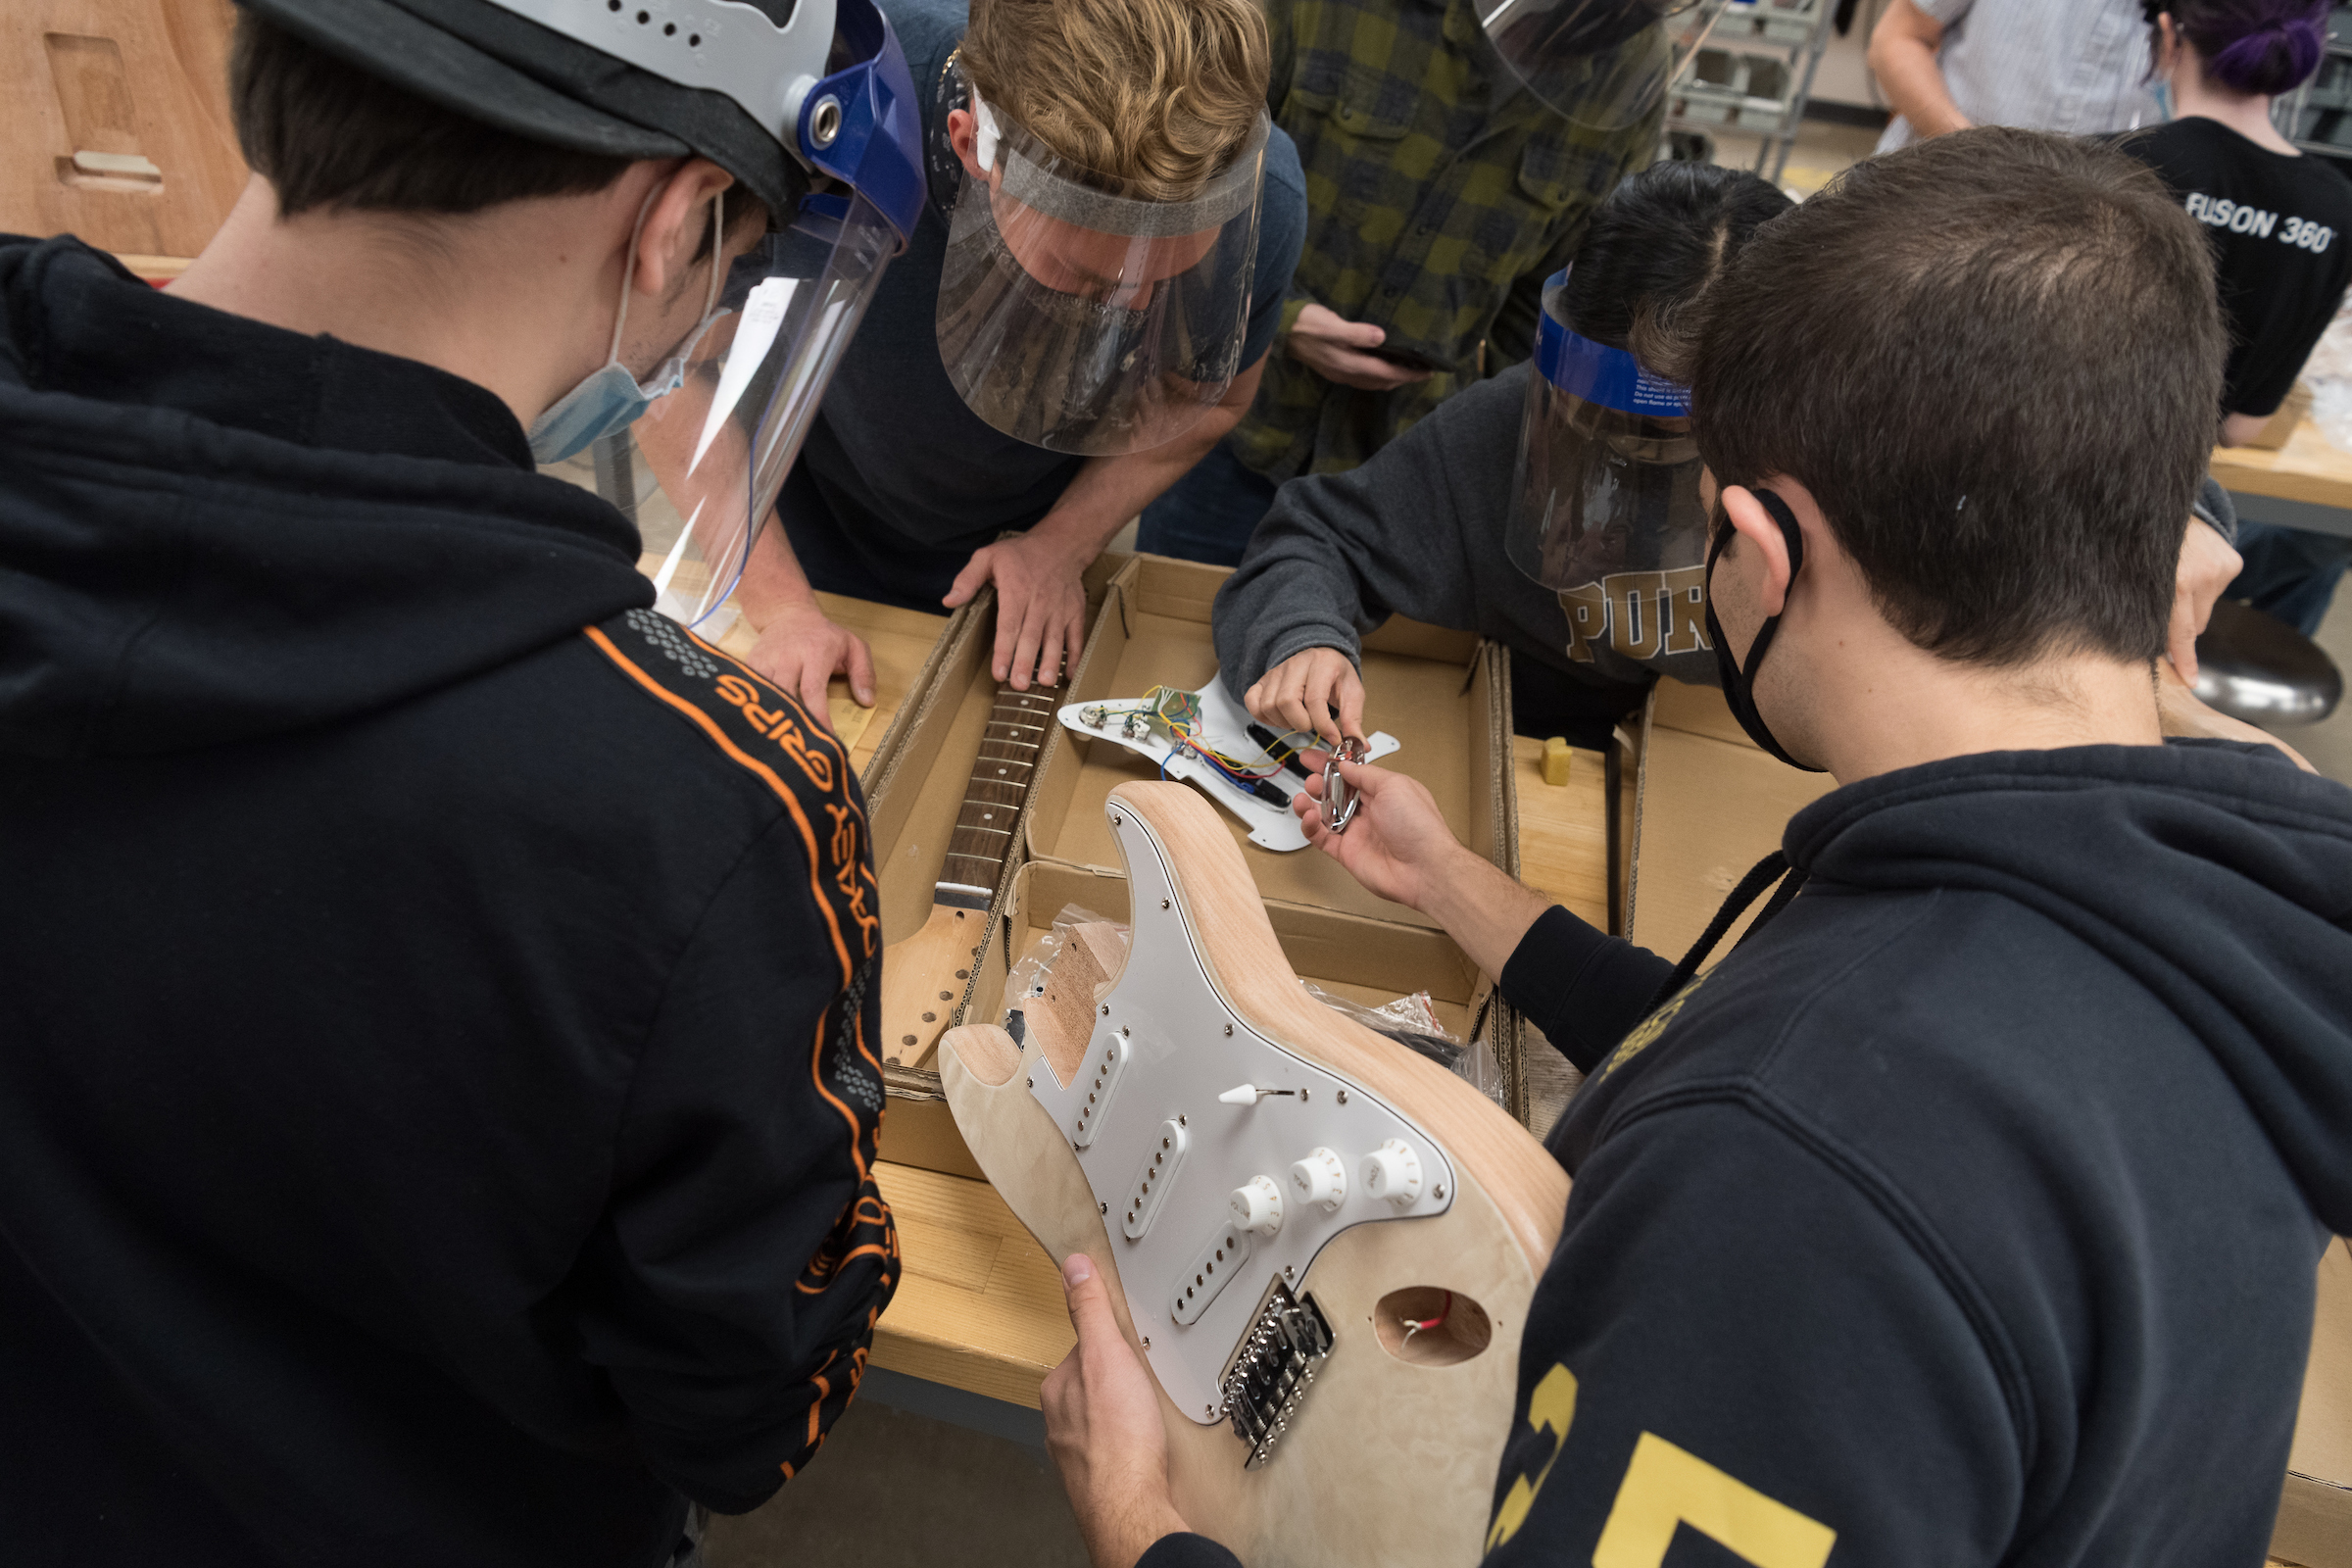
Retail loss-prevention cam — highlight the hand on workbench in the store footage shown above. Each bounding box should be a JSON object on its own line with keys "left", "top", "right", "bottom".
{"left": 1244, "top": 647, "right": 1364, "bottom": 750}
{"left": 744, "top": 599, "right": 875, "bottom": 723}
{"left": 1043, "top": 1253, "right": 1191, "bottom": 1568}
{"left": 944, "top": 530, "right": 1087, "bottom": 692}
{"left": 1288, "top": 304, "right": 1432, "bottom": 393}
{"left": 2168, "top": 516, "right": 2243, "bottom": 685}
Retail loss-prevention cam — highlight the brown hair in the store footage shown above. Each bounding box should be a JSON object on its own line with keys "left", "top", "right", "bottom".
{"left": 230, "top": 14, "right": 633, "bottom": 219}
{"left": 959, "top": 0, "right": 1270, "bottom": 202}
{"left": 1690, "top": 127, "right": 2225, "bottom": 668}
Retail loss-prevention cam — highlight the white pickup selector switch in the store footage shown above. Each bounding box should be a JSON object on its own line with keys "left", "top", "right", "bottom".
{"left": 1229, "top": 1175, "right": 1285, "bottom": 1237}
{"left": 1289, "top": 1147, "right": 1348, "bottom": 1212}
{"left": 1360, "top": 1139, "right": 1424, "bottom": 1207}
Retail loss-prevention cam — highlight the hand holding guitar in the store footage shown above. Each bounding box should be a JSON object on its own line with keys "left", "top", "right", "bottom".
{"left": 1043, "top": 1253, "right": 1191, "bottom": 1568}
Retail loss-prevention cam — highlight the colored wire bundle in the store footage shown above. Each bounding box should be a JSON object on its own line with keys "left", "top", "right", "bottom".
{"left": 1088, "top": 688, "right": 1312, "bottom": 795}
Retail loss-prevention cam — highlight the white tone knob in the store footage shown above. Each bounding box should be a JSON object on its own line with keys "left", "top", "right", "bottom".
{"left": 1219, "top": 1083, "right": 1262, "bottom": 1105}
{"left": 1360, "top": 1139, "right": 1424, "bottom": 1207}
{"left": 1229, "top": 1175, "right": 1285, "bottom": 1237}
{"left": 1289, "top": 1147, "right": 1348, "bottom": 1212}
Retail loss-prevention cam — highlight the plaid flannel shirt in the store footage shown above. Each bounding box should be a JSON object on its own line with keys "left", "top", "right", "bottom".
{"left": 1231, "top": 0, "right": 1659, "bottom": 481}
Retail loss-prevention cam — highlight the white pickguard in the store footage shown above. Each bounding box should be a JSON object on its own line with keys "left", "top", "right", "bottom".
{"left": 1027, "top": 798, "right": 1458, "bottom": 1424}
{"left": 1055, "top": 677, "right": 1399, "bottom": 852}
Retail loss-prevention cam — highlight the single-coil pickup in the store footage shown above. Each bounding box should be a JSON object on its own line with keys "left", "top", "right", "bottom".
{"left": 1121, "top": 1119, "right": 1189, "bottom": 1241}
{"left": 1072, "top": 1029, "right": 1130, "bottom": 1148}
{"left": 1170, "top": 1219, "right": 1253, "bottom": 1326}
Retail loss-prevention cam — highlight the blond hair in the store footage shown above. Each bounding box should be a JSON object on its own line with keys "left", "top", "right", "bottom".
{"left": 961, "top": 0, "right": 1269, "bottom": 203}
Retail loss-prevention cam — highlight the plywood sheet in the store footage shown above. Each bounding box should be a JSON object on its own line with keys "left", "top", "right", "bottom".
{"left": 2, "top": 0, "right": 248, "bottom": 258}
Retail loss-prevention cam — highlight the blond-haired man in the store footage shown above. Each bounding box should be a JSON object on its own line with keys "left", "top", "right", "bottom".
{"left": 732, "top": 0, "right": 1307, "bottom": 705}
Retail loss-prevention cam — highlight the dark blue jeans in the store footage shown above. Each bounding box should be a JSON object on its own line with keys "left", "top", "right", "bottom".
{"left": 2229, "top": 520, "right": 2352, "bottom": 636}
{"left": 1139, "top": 441, "right": 1281, "bottom": 566}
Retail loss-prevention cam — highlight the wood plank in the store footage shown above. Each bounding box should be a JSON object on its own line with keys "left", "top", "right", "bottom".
{"left": 869, "top": 1160, "right": 1071, "bottom": 1410}
{"left": 2209, "top": 417, "right": 2352, "bottom": 511}
{"left": 1512, "top": 736, "right": 1606, "bottom": 929}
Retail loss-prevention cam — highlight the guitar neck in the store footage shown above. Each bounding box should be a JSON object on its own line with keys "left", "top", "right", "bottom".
{"left": 935, "top": 682, "right": 1059, "bottom": 907}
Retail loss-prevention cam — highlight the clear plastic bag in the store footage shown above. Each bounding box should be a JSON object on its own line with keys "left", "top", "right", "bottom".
{"left": 2300, "top": 297, "right": 2352, "bottom": 452}
{"left": 1003, "top": 905, "right": 1508, "bottom": 1108}
{"left": 1303, "top": 984, "right": 1508, "bottom": 1108}
{"left": 1002, "top": 904, "right": 1126, "bottom": 1018}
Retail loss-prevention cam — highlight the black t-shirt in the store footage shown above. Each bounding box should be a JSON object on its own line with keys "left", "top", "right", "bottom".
{"left": 776, "top": 0, "right": 1308, "bottom": 610}
{"left": 2126, "top": 116, "right": 2352, "bottom": 416}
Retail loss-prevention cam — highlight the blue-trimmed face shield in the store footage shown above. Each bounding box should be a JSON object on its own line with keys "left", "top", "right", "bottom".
{"left": 1503, "top": 268, "right": 1707, "bottom": 606}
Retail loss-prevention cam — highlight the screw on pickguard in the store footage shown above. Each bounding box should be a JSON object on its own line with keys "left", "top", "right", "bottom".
{"left": 1216, "top": 1279, "right": 1334, "bottom": 1470}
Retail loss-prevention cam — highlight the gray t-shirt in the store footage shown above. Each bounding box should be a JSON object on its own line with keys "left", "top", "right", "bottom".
{"left": 1876, "top": 0, "right": 2161, "bottom": 153}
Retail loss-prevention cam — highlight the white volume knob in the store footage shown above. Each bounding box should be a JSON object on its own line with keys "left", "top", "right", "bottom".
{"left": 1361, "top": 1139, "right": 1424, "bottom": 1207}
{"left": 1229, "top": 1175, "right": 1285, "bottom": 1237}
{"left": 1289, "top": 1147, "right": 1348, "bottom": 1212}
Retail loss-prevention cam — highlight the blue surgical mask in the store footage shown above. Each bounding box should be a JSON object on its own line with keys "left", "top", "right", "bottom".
{"left": 529, "top": 189, "right": 727, "bottom": 465}
{"left": 2150, "top": 78, "right": 2175, "bottom": 123}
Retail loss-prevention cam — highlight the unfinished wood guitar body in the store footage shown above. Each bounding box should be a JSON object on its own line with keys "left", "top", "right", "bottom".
{"left": 941, "top": 782, "right": 1569, "bottom": 1567}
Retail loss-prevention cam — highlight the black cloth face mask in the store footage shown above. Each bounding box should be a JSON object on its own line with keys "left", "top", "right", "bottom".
{"left": 1704, "top": 486, "right": 1825, "bottom": 772}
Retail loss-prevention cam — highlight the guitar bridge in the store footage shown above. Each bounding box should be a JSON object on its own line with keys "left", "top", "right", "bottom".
{"left": 1217, "top": 1280, "right": 1334, "bottom": 1469}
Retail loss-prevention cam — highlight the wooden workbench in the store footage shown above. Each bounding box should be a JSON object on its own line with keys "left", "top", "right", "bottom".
{"left": 866, "top": 738, "right": 1612, "bottom": 1408}
{"left": 2210, "top": 416, "right": 2352, "bottom": 541}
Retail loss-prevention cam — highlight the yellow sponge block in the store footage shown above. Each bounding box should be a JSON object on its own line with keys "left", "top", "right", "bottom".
{"left": 1541, "top": 736, "right": 1573, "bottom": 787}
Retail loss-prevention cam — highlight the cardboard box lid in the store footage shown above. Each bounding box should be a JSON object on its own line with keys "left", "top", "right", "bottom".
{"left": 1030, "top": 555, "right": 1509, "bottom": 931}
{"left": 1625, "top": 678, "right": 1836, "bottom": 963}
{"left": 2275, "top": 1237, "right": 2352, "bottom": 1568}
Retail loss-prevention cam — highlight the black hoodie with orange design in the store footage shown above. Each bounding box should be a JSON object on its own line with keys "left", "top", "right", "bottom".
{"left": 0, "top": 236, "right": 896, "bottom": 1568}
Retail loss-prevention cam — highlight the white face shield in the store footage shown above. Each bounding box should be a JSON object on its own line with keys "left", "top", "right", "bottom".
{"left": 1478, "top": 0, "right": 1704, "bottom": 130}
{"left": 514, "top": 0, "right": 928, "bottom": 635}
{"left": 619, "top": 193, "right": 903, "bottom": 633}
{"left": 931, "top": 60, "right": 1269, "bottom": 456}
{"left": 1503, "top": 270, "right": 1708, "bottom": 610}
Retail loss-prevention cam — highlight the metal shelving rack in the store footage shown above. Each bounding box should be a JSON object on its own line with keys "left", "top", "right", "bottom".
{"left": 1662, "top": 0, "right": 1837, "bottom": 183}
{"left": 2281, "top": 6, "right": 2352, "bottom": 164}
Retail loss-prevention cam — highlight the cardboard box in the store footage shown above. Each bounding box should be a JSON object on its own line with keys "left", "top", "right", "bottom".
{"left": 2274, "top": 1237, "right": 2352, "bottom": 1568}
{"left": 865, "top": 558, "right": 1130, "bottom": 1176}
{"left": 1022, "top": 556, "right": 1525, "bottom": 1085}
{"left": 1622, "top": 677, "right": 1836, "bottom": 962}
{"left": 876, "top": 553, "right": 1530, "bottom": 1172}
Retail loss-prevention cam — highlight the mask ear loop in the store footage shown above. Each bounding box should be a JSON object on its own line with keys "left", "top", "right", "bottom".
{"left": 604, "top": 181, "right": 665, "bottom": 367}
{"left": 604, "top": 182, "right": 727, "bottom": 368}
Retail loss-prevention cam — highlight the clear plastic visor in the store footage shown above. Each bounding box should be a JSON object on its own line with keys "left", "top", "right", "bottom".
{"left": 1479, "top": 0, "right": 1708, "bottom": 130}
{"left": 1504, "top": 271, "right": 1707, "bottom": 592}
{"left": 936, "top": 90, "right": 1268, "bottom": 456}
{"left": 554, "top": 191, "right": 900, "bottom": 636}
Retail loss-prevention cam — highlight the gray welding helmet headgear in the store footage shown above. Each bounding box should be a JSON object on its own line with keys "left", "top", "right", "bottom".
{"left": 235, "top": 0, "right": 927, "bottom": 636}
{"left": 1477, "top": 0, "right": 1701, "bottom": 131}
{"left": 931, "top": 56, "right": 1269, "bottom": 457}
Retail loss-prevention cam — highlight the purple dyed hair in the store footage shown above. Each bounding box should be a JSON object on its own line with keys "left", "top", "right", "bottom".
{"left": 2150, "top": 0, "right": 2330, "bottom": 97}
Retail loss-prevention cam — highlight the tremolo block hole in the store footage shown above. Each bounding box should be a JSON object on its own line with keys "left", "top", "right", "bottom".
{"left": 1373, "top": 1287, "right": 1492, "bottom": 1366}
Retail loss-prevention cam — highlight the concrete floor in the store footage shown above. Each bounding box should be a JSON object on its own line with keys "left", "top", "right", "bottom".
{"left": 705, "top": 1396, "right": 1087, "bottom": 1568}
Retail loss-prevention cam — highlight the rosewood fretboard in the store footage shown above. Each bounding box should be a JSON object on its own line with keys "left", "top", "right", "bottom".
{"left": 934, "top": 682, "right": 1059, "bottom": 905}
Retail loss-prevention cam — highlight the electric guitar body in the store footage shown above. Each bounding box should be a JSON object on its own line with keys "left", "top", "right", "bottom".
{"left": 941, "top": 782, "right": 1569, "bottom": 1567}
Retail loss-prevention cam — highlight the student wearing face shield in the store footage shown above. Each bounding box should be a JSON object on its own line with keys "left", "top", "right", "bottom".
{"left": 726, "top": 0, "right": 1309, "bottom": 709}
{"left": 0, "top": 1, "right": 924, "bottom": 1563}
{"left": 1210, "top": 163, "right": 1789, "bottom": 751}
